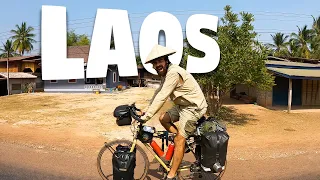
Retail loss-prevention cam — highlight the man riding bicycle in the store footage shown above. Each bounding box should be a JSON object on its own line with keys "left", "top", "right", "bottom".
{"left": 140, "top": 44, "right": 208, "bottom": 180}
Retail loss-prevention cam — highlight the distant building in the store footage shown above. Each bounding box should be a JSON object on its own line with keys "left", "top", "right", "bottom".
{"left": 43, "top": 45, "right": 127, "bottom": 93}
{"left": 0, "top": 55, "right": 42, "bottom": 96}
{"left": 233, "top": 56, "right": 320, "bottom": 112}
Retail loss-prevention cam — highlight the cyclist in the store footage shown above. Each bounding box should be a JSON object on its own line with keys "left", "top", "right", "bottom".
{"left": 140, "top": 44, "right": 208, "bottom": 179}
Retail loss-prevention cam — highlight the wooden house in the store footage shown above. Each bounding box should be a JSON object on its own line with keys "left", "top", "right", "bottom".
{"left": 125, "top": 64, "right": 160, "bottom": 87}
{"left": 0, "top": 55, "right": 42, "bottom": 96}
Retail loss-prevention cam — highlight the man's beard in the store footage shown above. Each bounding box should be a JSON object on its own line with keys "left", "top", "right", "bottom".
{"left": 156, "top": 65, "right": 166, "bottom": 76}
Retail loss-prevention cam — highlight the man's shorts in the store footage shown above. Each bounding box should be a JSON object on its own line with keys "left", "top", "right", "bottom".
{"left": 167, "top": 105, "right": 207, "bottom": 138}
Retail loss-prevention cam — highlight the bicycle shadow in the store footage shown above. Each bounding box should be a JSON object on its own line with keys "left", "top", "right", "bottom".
{"left": 144, "top": 157, "right": 221, "bottom": 180}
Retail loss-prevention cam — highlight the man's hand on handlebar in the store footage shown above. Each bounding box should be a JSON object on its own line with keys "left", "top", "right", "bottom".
{"left": 136, "top": 111, "right": 145, "bottom": 116}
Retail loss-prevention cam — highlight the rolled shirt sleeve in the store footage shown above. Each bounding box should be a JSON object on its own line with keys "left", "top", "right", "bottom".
{"left": 144, "top": 72, "right": 180, "bottom": 121}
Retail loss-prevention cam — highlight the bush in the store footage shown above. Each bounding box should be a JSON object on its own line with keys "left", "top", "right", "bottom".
{"left": 23, "top": 82, "right": 35, "bottom": 93}
{"left": 116, "top": 85, "right": 123, "bottom": 91}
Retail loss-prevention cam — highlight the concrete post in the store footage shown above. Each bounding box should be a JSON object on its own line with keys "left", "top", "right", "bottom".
{"left": 288, "top": 78, "right": 292, "bottom": 113}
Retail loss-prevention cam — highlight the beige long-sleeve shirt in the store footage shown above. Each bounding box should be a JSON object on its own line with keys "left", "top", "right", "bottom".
{"left": 144, "top": 64, "right": 208, "bottom": 121}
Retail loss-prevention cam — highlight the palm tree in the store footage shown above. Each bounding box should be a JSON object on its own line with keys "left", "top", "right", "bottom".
{"left": 312, "top": 15, "right": 320, "bottom": 35}
{"left": 311, "top": 15, "right": 320, "bottom": 58}
{"left": 290, "top": 25, "right": 314, "bottom": 58}
{"left": 268, "top": 32, "right": 289, "bottom": 56}
{"left": 288, "top": 39, "right": 300, "bottom": 57}
{"left": 10, "top": 22, "right": 36, "bottom": 55}
{"left": 0, "top": 40, "right": 20, "bottom": 95}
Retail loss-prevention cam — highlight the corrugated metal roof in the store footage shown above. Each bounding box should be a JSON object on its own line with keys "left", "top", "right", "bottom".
{"left": 0, "top": 55, "right": 41, "bottom": 62}
{"left": 0, "top": 72, "right": 37, "bottom": 79}
{"left": 266, "top": 60, "right": 320, "bottom": 68}
{"left": 267, "top": 67, "right": 320, "bottom": 78}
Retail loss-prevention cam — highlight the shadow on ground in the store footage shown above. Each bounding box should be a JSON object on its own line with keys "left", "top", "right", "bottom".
{"left": 215, "top": 106, "right": 257, "bottom": 126}
{"left": 145, "top": 155, "right": 222, "bottom": 180}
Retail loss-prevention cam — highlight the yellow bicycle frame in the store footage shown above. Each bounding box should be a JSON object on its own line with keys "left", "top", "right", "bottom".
{"left": 129, "top": 138, "right": 191, "bottom": 173}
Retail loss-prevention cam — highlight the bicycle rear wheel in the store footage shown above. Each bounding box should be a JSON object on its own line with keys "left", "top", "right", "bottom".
{"left": 177, "top": 146, "right": 226, "bottom": 180}
{"left": 97, "top": 139, "right": 150, "bottom": 180}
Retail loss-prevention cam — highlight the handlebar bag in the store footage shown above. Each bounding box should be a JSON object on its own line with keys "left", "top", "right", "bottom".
{"left": 113, "top": 105, "right": 132, "bottom": 126}
{"left": 112, "top": 144, "right": 136, "bottom": 180}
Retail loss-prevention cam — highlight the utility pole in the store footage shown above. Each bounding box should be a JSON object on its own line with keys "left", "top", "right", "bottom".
{"left": 6, "top": 51, "right": 10, "bottom": 95}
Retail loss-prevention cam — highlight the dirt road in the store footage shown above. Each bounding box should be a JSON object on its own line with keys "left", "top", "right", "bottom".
{"left": 1, "top": 88, "right": 320, "bottom": 179}
{"left": 1, "top": 135, "right": 320, "bottom": 180}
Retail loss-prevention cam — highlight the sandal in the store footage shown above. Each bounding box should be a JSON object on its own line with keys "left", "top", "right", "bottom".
{"left": 166, "top": 174, "right": 178, "bottom": 180}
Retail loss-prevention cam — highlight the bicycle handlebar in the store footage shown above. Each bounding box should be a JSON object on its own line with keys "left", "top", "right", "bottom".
{"left": 129, "top": 103, "right": 145, "bottom": 123}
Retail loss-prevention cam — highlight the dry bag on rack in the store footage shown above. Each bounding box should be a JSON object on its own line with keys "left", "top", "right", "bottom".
{"left": 199, "top": 117, "right": 229, "bottom": 173}
{"left": 112, "top": 144, "right": 136, "bottom": 180}
{"left": 113, "top": 105, "right": 132, "bottom": 126}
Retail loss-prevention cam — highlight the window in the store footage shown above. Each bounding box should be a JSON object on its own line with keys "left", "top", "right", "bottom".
{"left": 113, "top": 72, "right": 116, "bottom": 83}
{"left": 68, "top": 79, "right": 77, "bottom": 83}
{"left": 96, "top": 78, "right": 103, "bottom": 84}
{"left": 12, "top": 84, "right": 21, "bottom": 90}
{"left": 50, "top": 80, "right": 57, "bottom": 83}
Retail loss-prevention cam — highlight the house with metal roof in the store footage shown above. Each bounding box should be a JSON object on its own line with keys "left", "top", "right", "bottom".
{"left": 234, "top": 57, "right": 320, "bottom": 112}
{"left": 0, "top": 72, "right": 37, "bottom": 95}
{"left": 0, "top": 55, "right": 42, "bottom": 96}
{"left": 43, "top": 45, "right": 128, "bottom": 93}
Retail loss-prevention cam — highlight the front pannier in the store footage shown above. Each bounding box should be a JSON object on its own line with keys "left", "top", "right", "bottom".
{"left": 112, "top": 145, "right": 136, "bottom": 180}
{"left": 113, "top": 105, "right": 132, "bottom": 126}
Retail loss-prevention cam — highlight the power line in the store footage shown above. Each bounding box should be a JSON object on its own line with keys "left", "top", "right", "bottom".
{"left": 0, "top": 9, "right": 318, "bottom": 36}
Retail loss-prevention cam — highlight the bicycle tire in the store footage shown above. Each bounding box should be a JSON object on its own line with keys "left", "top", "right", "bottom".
{"left": 97, "top": 139, "right": 150, "bottom": 180}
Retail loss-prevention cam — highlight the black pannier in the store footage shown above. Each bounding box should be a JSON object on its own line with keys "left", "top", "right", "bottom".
{"left": 199, "top": 118, "right": 229, "bottom": 173}
{"left": 113, "top": 105, "right": 132, "bottom": 126}
{"left": 112, "top": 145, "right": 136, "bottom": 180}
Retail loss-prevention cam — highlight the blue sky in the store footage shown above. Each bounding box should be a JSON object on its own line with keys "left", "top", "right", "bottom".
{"left": 0, "top": 0, "right": 319, "bottom": 55}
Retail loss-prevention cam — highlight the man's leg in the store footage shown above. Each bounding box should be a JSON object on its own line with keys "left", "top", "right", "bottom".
{"left": 166, "top": 107, "right": 202, "bottom": 179}
{"left": 159, "top": 112, "right": 178, "bottom": 134}
{"left": 166, "top": 132, "right": 186, "bottom": 178}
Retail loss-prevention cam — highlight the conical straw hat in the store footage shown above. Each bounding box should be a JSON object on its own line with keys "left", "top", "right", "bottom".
{"left": 145, "top": 44, "right": 176, "bottom": 64}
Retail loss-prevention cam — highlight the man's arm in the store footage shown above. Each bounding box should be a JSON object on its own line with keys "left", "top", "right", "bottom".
{"left": 141, "top": 79, "right": 163, "bottom": 113}
{"left": 149, "top": 82, "right": 162, "bottom": 106}
{"left": 143, "top": 72, "right": 180, "bottom": 121}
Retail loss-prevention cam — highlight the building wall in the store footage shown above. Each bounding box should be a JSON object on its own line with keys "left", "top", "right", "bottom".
{"left": 256, "top": 89, "right": 273, "bottom": 107}
{"left": 106, "top": 66, "right": 127, "bottom": 88}
{"left": 235, "top": 84, "right": 273, "bottom": 107}
{"left": 10, "top": 78, "right": 36, "bottom": 94}
{"left": 44, "top": 79, "right": 91, "bottom": 92}
{"left": 0, "top": 62, "right": 19, "bottom": 72}
{"left": 302, "top": 79, "right": 320, "bottom": 106}
{"left": 0, "top": 61, "right": 40, "bottom": 72}
{"left": 21, "top": 62, "right": 36, "bottom": 72}
{"left": 235, "top": 84, "right": 257, "bottom": 97}
{"left": 0, "top": 79, "right": 7, "bottom": 96}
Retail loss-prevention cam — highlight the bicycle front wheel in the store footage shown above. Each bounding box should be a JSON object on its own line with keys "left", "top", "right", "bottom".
{"left": 97, "top": 139, "right": 150, "bottom": 180}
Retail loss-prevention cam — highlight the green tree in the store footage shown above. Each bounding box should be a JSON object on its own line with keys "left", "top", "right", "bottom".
{"left": 267, "top": 32, "right": 289, "bottom": 56}
{"left": 0, "top": 40, "right": 20, "bottom": 95}
{"left": 136, "top": 56, "right": 142, "bottom": 65}
{"left": 311, "top": 15, "right": 320, "bottom": 59}
{"left": 67, "top": 30, "right": 91, "bottom": 46}
{"left": 290, "top": 25, "right": 314, "bottom": 58}
{"left": 183, "top": 5, "right": 275, "bottom": 115}
{"left": 312, "top": 15, "right": 320, "bottom": 35}
{"left": 10, "top": 22, "right": 36, "bottom": 55}
{"left": 288, "top": 38, "right": 300, "bottom": 57}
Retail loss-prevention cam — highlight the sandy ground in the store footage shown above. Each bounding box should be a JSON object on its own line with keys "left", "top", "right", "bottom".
{"left": 1, "top": 87, "right": 320, "bottom": 179}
